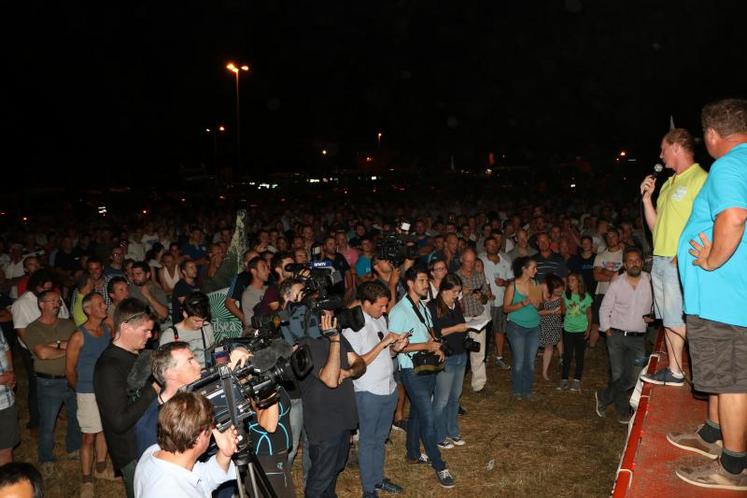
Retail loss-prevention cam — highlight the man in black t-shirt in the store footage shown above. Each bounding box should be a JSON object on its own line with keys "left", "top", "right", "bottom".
{"left": 298, "top": 314, "right": 365, "bottom": 498}
{"left": 318, "top": 237, "right": 353, "bottom": 302}
{"left": 171, "top": 260, "right": 200, "bottom": 323}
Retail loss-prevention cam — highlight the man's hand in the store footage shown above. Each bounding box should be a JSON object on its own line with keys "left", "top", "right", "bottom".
{"left": 0, "top": 371, "right": 16, "bottom": 388}
{"left": 213, "top": 426, "right": 239, "bottom": 459}
{"left": 495, "top": 277, "right": 506, "bottom": 287}
{"left": 427, "top": 339, "right": 442, "bottom": 354}
{"left": 390, "top": 266, "right": 401, "bottom": 284}
{"left": 320, "top": 314, "right": 338, "bottom": 337}
{"left": 337, "top": 369, "right": 352, "bottom": 385}
{"left": 689, "top": 232, "right": 714, "bottom": 271}
{"left": 228, "top": 347, "right": 252, "bottom": 369}
{"left": 640, "top": 176, "right": 656, "bottom": 199}
{"left": 390, "top": 333, "right": 409, "bottom": 352}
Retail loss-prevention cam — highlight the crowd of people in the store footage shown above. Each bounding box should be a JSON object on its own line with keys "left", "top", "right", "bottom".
{"left": 0, "top": 97, "right": 746, "bottom": 497}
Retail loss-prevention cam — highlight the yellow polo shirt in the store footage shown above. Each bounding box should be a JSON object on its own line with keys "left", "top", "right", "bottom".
{"left": 653, "top": 163, "right": 708, "bottom": 256}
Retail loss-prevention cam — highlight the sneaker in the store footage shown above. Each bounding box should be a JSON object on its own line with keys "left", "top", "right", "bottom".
{"left": 94, "top": 464, "right": 118, "bottom": 481}
{"left": 617, "top": 411, "right": 632, "bottom": 424}
{"left": 641, "top": 368, "right": 685, "bottom": 387}
{"left": 594, "top": 391, "right": 607, "bottom": 418}
{"left": 436, "top": 468, "right": 456, "bottom": 488}
{"left": 449, "top": 436, "right": 466, "bottom": 446}
{"left": 363, "top": 492, "right": 378, "bottom": 498}
{"left": 391, "top": 419, "right": 407, "bottom": 433}
{"left": 40, "top": 462, "right": 55, "bottom": 480}
{"left": 375, "top": 478, "right": 403, "bottom": 494}
{"left": 80, "top": 482, "right": 95, "bottom": 498}
{"left": 438, "top": 440, "right": 455, "bottom": 449}
{"left": 458, "top": 405, "right": 467, "bottom": 416}
{"left": 495, "top": 357, "right": 511, "bottom": 370}
{"left": 667, "top": 426, "right": 722, "bottom": 460}
{"left": 407, "top": 453, "right": 429, "bottom": 465}
{"left": 557, "top": 379, "right": 569, "bottom": 391}
{"left": 675, "top": 459, "right": 747, "bottom": 491}
{"left": 570, "top": 379, "right": 581, "bottom": 392}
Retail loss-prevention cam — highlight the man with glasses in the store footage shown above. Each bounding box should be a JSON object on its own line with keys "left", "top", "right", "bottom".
{"left": 23, "top": 289, "right": 80, "bottom": 479}
{"left": 94, "top": 298, "right": 159, "bottom": 498}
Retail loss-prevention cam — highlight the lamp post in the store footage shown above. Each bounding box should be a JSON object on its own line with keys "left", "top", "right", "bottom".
{"left": 226, "top": 62, "right": 249, "bottom": 177}
{"left": 205, "top": 125, "right": 226, "bottom": 171}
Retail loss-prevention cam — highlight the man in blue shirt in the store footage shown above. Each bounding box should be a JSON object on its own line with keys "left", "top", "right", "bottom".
{"left": 671, "top": 98, "right": 747, "bottom": 491}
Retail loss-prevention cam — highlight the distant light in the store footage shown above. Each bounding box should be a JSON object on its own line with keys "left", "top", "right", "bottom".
{"left": 321, "top": 149, "right": 327, "bottom": 156}
{"left": 181, "top": 198, "right": 186, "bottom": 202}
{"left": 218, "top": 195, "right": 226, "bottom": 200}
{"left": 142, "top": 209, "right": 148, "bottom": 215}
{"left": 97, "top": 205, "right": 107, "bottom": 215}
{"left": 218, "top": 125, "right": 225, "bottom": 132}
{"left": 21, "top": 216, "right": 28, "bottom": 222}
{"left": 485, "top": 168, "right": 492, "bottom": 175}
{"left": 240, "top": 65, "right": 249, "bottom": 71}
{"left": 570, "top": 183, "right": 576, "bottom": 188}
{"left": 271, "top": 184, "right": 278, "bottom": 189}
{"left": 0, "top": 211, "right": 6, "bottom": 216}
{"left": 206, "top": 128, "right": 211, "bottom": 133}
{"left": 249, "top": 181, "right": 256, "bottom": 186}
{"left": 619, "top": 151, "right": 627, "bottom": 157}
{"left": 365, "top": 156, "right": 373, "bottom": 162}
{"left": 308, "top": 178, "right": 320, "bottom": 183}
{"left": 371, "top": 176, "right": 377, "bottom": 180}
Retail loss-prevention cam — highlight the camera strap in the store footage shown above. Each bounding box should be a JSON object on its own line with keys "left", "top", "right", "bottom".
{"left": 406, "top": 295, "right": 436, "bottom": 341}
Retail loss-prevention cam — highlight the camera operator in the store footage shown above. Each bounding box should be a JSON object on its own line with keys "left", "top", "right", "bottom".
{"left": 297, "top": 312, "right": 366, "bottom": 497}
{"left": 93, "top": 298, "right": 159, "bottom": 498}
{"left": 389, "top": 266, "right": 455, "bottom": 489}
{"left": 134, "top": 391, "right": 239, "bottom": 498}
{"left": 342, "top": 281, "right": 408, "bottom": 497}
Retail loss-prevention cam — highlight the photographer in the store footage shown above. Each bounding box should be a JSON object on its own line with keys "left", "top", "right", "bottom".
{"left": 428, "top": 273, "right": 468, "bottom": 449}
{"left": 297, "top": 312, "right": 366, "bottom": 497}
{"left": 134, "top": 392, "right": 239, "bottom": 498}
{"left": 389, "top": 266, "right": 455, "bottom": 489}
{"left": 342, "top": 281, "right": 408, "bottom": 498}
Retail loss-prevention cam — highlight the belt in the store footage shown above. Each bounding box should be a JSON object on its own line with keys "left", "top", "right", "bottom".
{"left": 36, "top": 373, "right": 67, "bottom": 380}
{"left": 610, "top": 328, "right": 646, "bottom": 337}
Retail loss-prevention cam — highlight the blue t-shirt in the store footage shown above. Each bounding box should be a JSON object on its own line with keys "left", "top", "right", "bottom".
{"left": 388, "top": 296, "right": 432, "bottom": 370}
{"left": 355, "top": 255, "right": 372, "bottom": 277}
{"left": 677, "top": 143, "right": 747, "bottom": 327}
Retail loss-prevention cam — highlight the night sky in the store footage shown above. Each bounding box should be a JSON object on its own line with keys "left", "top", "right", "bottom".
{"left": 5, "top": 1, "right": 747, "bottom": 188}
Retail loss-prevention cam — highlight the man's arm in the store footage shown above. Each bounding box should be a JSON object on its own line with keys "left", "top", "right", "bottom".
{"left": 598, "top": 284, "right": 616, "bottom": 334}
{"left": 224, "top": 297, "right": 244, "bottom": 323}
{"left": 140, "top": 285, "right": 168, "bottom": 320}
{"left": 689, "top": 207, "right": 747, "bottom": 270}
{"left": 94, "top": 362, "right": 157, "bottom": 434}
{"left": 640, "top": 176, "right": 658, "bottom": 232}
{"left": 32, "top": 341, "right": 67, "bottom": 360}
{"left": 338, "top": 351, "right": 366, "bottom": 384}
{"left": 65, "top": 330, "right": 83, "bottom": 389}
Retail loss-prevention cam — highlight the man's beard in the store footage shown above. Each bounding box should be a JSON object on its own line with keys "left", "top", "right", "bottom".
{"left": 626, "top": 267, "right": 642, "bottom": 277}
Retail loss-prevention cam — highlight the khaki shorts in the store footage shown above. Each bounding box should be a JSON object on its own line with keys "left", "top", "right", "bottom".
{"left": 76, "top": 392, "right": 103, "bottom": 434}
{"left": 688, "top": 315, "right": 747, "bottom": 394}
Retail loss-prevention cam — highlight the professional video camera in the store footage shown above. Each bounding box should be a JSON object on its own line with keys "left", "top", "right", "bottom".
{"left": 375, "top": 221, "right": 418, "bottom": 267}
{"left": 184, "top": 337, "right": 312, "bottom": 432}
{"left": 283, "top": 262, "right": 366, "bottom": 337}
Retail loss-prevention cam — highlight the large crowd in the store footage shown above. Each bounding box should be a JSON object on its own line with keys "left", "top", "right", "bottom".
{"left": 0, "top": 97, "right": 746, "bottom": 497}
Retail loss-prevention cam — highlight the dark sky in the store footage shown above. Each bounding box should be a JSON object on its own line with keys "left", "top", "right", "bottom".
{"left": 5, "top": 1, "right": 747, "bottom": 187}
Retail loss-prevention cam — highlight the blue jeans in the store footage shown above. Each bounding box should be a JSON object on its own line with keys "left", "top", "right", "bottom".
{"left": 506, "top": 322, "right": 540, "bottom": 396}
{"left": 433, "top": 353, "right": 466, "bottom": 443}
{"left": 355, "top": 390, "right": 398, "bottom": 493}
{"left": 400, "top": 368, "right": 445, "bottom": 471}
{"left": 288, "top": 397, "right": 311, "bottom": 484}
{"left": 37, "top": 377, "right": 81, "bottom": 463}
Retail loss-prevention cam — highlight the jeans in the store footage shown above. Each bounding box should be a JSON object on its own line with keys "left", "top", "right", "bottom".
{"left": 561, "top": 331, "right": 587, "bottom": 380}
{"left": 433, "top": 353, "right": 466, "bottom": 443}
{"left": 598, "top": 332, "right": 646, "bottom": 415}
{"left": 355, "top": 390, "right": 398, "bottom": 493}
{"left": 288, "top": 397, "right": 311, "bottom": 483}
{"left": 400, "top": 368, "right": 445, "bottom": 471}
{"left": 305, "top": 430, "right": 351, "bottom": 498}
{"left": 37, "top": 377, "right": 81, "bottom": 463}
{"left": 506, "top": 322, "right": 539, "bottom": 395}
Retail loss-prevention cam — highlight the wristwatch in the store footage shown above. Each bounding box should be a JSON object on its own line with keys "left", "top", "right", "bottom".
{"left": 56, "top": 340, "right": 61, "bottom": 349}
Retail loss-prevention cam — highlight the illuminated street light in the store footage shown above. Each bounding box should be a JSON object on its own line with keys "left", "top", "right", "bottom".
{"left": 226, "top": 62, "right": 250, "bottom": 176}
{"left": 377, "top": 131, "right": 382, "bottom": 148}
{"left": 321, "top": 149, "right": 328, "bottom": 156}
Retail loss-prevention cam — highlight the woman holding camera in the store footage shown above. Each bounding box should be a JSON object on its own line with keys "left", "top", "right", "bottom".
{"left": 427, "top": 273, "right": 468, "bottom": 449}
{"left": 503, "top": 256, "right": 542, "bottom": 400}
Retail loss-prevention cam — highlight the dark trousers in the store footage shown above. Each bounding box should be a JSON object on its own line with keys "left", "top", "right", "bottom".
{"left": 20, "top": 347, "right": 40, "bottom": 427}
{"left": 305, "top": 430, "right": 351, "bottom": 498}
{"left": 561, "top": 331, "right": 587, "bottom": 380}
{"left": 597, "top": 332, "right": 646, "bottom": 415}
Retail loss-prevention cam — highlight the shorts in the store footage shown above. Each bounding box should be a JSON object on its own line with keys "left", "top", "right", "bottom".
{"left": 651, "top": 256, "right": 685, "bottom": 328}
{"left": 592, "top": 294, "right": 604, "bottom": 325}
{"left": 0, "top": 404, "right": 20, "bottom": 449}
{"left": 687, "top": 315, "right": 747, "bottom": 394}
{"left": 490, "top": 306, "right": 508, "bottom": 334}
{"left": 76, "top": 392, "right": 103, "bottom": 434}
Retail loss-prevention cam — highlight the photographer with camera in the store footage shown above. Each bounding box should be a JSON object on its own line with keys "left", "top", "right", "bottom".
{"left": 427, "top": 273, "right": 469, "bottom": 450}
{"left": 159, "top": 292, "right": 215, "bottom": 368}
{"left": 456, "top": 248, "right": 491, "bottom": 393}
{"left": 389, "top": 266, "right": 455, "bottom": 489}
{"left": 297, "top": 311, "right": 366, "bottom": 497}
{"left": 134, "top": 391, "right": 239, "bottom": 498}
{"left": 342, "top": 281, "right": 408, "bottom": 498}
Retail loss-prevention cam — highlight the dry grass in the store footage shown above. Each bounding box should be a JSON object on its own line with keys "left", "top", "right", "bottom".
{"left": 14, "top": 345, "right": 625, "bottom": 497}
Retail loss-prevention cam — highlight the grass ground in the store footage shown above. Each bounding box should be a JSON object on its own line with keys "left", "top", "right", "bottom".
{"left": 13, "top": 343, "right": 626, "bottom": 497}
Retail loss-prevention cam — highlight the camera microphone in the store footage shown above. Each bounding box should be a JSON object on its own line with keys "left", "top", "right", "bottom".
{"left": 651, "top": 163, "right": 664, "bottom": 179}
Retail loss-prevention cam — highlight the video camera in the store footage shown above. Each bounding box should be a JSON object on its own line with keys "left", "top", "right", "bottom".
{"left": 183, "top": 337, "right": 313, "bottom": 433}
{"left": 375, "top": 221, "right": 418, "bottom": 267}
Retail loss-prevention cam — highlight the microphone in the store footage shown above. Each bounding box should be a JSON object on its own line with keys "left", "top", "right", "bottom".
{"left": 651, "top": 163, "right": 664, "bottom": 179}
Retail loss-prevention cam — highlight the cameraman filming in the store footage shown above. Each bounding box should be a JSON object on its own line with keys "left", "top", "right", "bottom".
{"left": 297, "top": 312, "right": 366, "bottom": 497}
{"left": 133, "top": 391, "right": 239, "bottom": 498}
{"left": 342, "top": 281, "right": 408, "bottom": 497}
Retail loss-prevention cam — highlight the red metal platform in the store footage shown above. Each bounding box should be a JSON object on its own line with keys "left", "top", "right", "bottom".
{"left": 612, "top": 331, "right": 744, "bottom": 498}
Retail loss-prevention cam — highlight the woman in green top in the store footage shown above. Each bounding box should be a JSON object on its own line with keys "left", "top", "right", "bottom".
{"left": 503, "top": 256, "right": 542, "bottom": 400}
{"left": 558, "top": 273, "right": 593, "bottom": 392}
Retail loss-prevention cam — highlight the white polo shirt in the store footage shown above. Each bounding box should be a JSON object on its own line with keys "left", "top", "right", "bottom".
{"left": 480, "top": 252, "right": 514, "bottom": 307}
{"left": 343, "top": 312, "right": 397, "bottom": 396}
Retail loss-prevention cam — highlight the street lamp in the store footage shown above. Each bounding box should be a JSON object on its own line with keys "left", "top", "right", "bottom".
{"left": 205, "top": 125, "right": 227, "bottom": 170}
{"left": 226, "top": 62, "right": 250, "bottom": 176}
{"left": 377, "top": 131, "right": 382, "bottom": 148}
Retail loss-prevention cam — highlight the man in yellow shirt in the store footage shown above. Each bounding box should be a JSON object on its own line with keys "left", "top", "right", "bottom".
{"left": 640, "top": 128, "right": 707, "bottom": 386}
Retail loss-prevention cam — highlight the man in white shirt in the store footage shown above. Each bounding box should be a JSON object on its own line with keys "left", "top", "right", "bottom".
{"left": 134, "top": 392, "right": 238, "bottom": 498}
{"left": 343, "top": 281, "right": 408, "bottom": 498}
{"left": 480, "top": 235, "right": 513, "bottom": 370}
{"left": 594, "top": 247, "right": 653, "bottom": 423}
